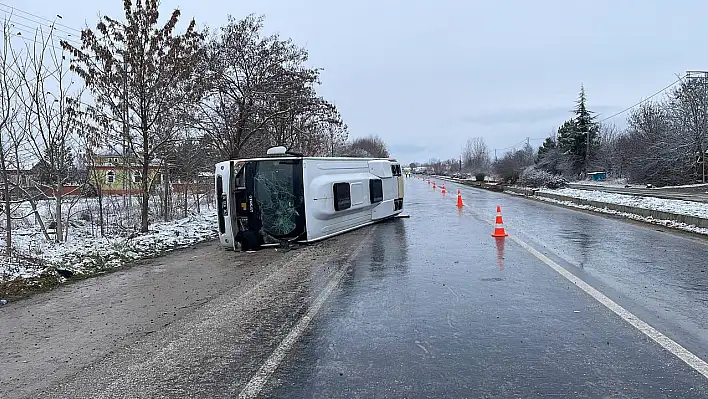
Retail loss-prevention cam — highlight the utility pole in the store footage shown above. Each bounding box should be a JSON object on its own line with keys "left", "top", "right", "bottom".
{"left": 686, "top": 71, "right": 708, "bottom": 183}
{"left": 585, "top": 127, "right": 590, "bottom": 177}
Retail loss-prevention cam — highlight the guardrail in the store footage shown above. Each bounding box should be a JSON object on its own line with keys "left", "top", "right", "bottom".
{"left": 431, "top": 176, "right": 504, "bottom": 192}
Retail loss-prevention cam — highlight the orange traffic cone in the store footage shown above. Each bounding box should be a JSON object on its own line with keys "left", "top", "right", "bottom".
{"left": 433, "top": 181, "right": 436, "bottom": 189}
{"left": 456, "top": 190, "right": 464, "bottom": 207}
{"left": 427, "top": 179, "right": 430, "bottom": 184}
{"left": 491, "top": 205, "right": 509, "bottom": 237}
{"left": 441, "top": 184, "right": 446, "bottom": 194}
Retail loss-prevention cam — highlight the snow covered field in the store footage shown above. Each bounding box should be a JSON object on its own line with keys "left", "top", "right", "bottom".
{"left": 0, "top": 210, "right": 218, "bottom": 284}
{"left": 540, "top": 188, "right": 708, "bottom": 219}
{"left": 0, "top": 193, "right": 217, "bottom": 286}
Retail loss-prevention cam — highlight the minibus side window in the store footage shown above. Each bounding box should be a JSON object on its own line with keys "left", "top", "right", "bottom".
{"left": 333, "top": 183, "right": 351, "bottom": 211}
{"left": 369, "top": 179, "right": 383, "bottom": 203}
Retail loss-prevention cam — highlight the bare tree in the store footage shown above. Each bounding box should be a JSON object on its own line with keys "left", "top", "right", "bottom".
{"left": 74, "top": 108, "right": 109, "bottom": 236}
{"left": 194, "top": 15, "right": 329, "bottom": 160}
{"left": 345, "top": 135, "right": 389, "bottom": 158}
{"left": 267, "top": 101, "right": 347, "bottom": 156}
{"left": 322, "top": 123, "right": 349, "bottom": 157}
{"left": 593, "top": 122, "right": 621, "bottom": 175}
{"left": 618, "top": 102, "right": 692, "bottom": 185}
{"left": 425, "top": 158, "right": 444, "bottom": 174}
{"left": 62, "top": 0, "right": 205, "bottom": 232}
{"left": 16, "top": 24, "right": 84, "bottom": 243}
{"left": 669, "top": 78, "right": 708, "bottom": 182}
{"left": 0, "top": 17, "right": 23, "bottom": 249}
{"left": 83, "top": 145, "right": 106, "bottom": 236}
{"left": 462, "top": 137, "right": 490, "bottom": 173}
{"left": 492, "top": 145, "right": 535, "bottom": 184}
{"left": 171, "top": 136, "right": 210, "bottom": 217}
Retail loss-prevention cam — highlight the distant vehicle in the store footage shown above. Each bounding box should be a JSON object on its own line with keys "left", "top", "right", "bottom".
{"left": 215, "top": 146, "right": 405, "bottom": 251}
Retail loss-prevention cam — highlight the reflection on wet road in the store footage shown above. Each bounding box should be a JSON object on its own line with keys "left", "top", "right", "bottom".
{"left": 260, "top": 177, "right": 708, "bottom": 398}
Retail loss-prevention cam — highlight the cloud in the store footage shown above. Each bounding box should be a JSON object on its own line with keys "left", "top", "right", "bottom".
{"left": 388, "top": 143, "right": 429, "bottom": 154}
{"left": 387, "top": 143, "right": 440, "bottom": 164}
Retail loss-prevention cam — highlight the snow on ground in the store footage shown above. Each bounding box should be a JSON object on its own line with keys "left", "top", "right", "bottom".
{"left": 0, "top": 210, "right": 218, "bottom": 284}
{"left": 528, "top": 195, "right": 708, "bottom": 236}
{"left": 573, "top": 180, "right": 708, "bottom": 191}
{"left": 571, "top": 178, "right": 628, "bottom": 188}
{"left": 652, "top": 183, "right": 708, "bottom": 190}
{"left": 540, "top": 188, "right": 708, "bottom": 219}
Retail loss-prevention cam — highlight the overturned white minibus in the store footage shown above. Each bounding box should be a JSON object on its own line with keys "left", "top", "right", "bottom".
{"left": 215, "top": 147, "right": 404, "bottom": 251}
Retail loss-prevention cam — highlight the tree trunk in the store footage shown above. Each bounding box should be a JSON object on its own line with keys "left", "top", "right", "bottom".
{"left": 97, "top": 187, "right": 105, "bottom": 237}
{"left": 0, "top": 156, "right": 11, "bottom": 250}
{"left": 4, "top": 188, "right": 11, "bottom": 249}
{"left": 163, "top": 160, "right": 170, "bottom": 222}
{"left": 55, "top": 182, "right": 63, "bottom": 243}
{"left": 141, "top": 161, "right": 150, "bottom": 233}
{"left": 183, "top": 183, "right": 188, "bottom": 218}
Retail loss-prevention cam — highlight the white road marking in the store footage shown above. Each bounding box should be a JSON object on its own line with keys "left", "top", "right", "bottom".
{"left": 237, "top": 227, "right": 377, "bottom": 398}
{"left": 510, "top": 235, "right": 708, "bottom": 380}
{"left": 448, "top": 181, "right": 708, "bottom": 380}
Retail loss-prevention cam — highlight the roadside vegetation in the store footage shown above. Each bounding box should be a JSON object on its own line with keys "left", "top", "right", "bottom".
{"left": 417, "top": 78, "right": 708, "bottom": 189}
{"left": 0, "top": 1, "right": 391, "bottom": 298}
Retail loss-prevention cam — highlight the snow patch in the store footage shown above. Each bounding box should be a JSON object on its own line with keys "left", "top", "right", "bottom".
{"left": 533, "top": 196, "right": 708, "bottom": 236}
{"left": 1, "top": 210, "right": 218, "bottom": 284}
{"left": 540, "top": 188, "right": 708, "bottom": 219}
{"left": 571, "top": 178, "right": 628, "bottom": 188}
{"left": 652, "top": 183, "right": 708, "bottom": 190}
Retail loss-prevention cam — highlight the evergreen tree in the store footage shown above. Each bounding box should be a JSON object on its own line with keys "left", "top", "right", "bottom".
{"left": 557, "top": 85, "right": 599, "bottom": 175}
{"left": 536, "top": 136, "right": 557, "bottom": 162}
{"left": 556, "top": 118, "right": 578, "bottom": 154}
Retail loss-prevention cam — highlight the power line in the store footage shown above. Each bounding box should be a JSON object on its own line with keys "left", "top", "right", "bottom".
{"left": 494, "top": 137, "right": 546, "bottom": 152}
{"left": 0, "top": 2, "right": 80, "bottom": 34}
{"left": 7, "top": 28, "right": 66, "bottom": 52}
{"left": 2, "top": 17, "right": 81, "bottom": 47}
{"left": 0, "top": 8, "right": 80, "bottom": 40}
{"left": 495, "top": 139, "right": 526, "bottom": 152}
{"left": 493, "top": 77, "right": 685, "bottom": 153}
{"left": 597, "top": 76, "right": 683, "bottom": 123}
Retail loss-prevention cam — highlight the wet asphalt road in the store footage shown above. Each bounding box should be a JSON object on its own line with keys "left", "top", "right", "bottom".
{"left": 4, "top": 177, "right": 708, "bottom": 398}
{"left": 259, "top": 177, "right": 708, "bottom": 398}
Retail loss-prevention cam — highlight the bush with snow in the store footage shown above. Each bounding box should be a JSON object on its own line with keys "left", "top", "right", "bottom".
{"left": 519, "top": 167, "right": 568, "bottom": 189}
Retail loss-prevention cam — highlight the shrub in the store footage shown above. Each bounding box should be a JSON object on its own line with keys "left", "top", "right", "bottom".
{"left": 519, "top": 167, "right": 567, "bottom": 189}
{"left": 475, "top": 173, "right": 486, "bottom": 182}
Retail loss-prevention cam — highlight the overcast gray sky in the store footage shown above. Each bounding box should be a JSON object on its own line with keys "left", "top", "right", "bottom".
{"left": 7, "top": 0, "right": 708, "bottom": 163}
